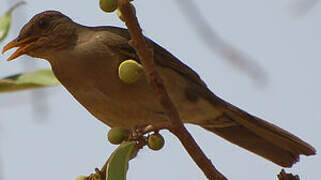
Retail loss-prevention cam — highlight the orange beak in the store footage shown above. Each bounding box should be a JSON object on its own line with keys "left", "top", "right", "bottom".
{"left": 2, "top": 36, "right": 38, "bottom": 61}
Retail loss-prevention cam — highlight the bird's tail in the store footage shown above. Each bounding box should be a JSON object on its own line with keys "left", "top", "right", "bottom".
{"left": 199, "top": 102, "right": 316, "bottom": 167}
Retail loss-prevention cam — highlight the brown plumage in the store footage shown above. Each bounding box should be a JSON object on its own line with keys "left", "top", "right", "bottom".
{"left": 3, "top": 11, "right": 316, "bottom": 167}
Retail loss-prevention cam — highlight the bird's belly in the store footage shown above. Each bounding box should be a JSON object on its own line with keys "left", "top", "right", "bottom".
{"left": 52, "top": 58, "right": 222, "bottom": 129}
{"left": 64, "top": 81, "right": 168, "bottom": 128}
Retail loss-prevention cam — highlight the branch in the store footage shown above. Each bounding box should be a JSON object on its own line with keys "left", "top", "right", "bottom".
{"left": 278, "top": 169, "right": 300, "bottom": 180}
{"left": 291, "top": 0, "right": 321, "bottom": 17}
{"left": 117, "top": 1, "right": 227, "bottom": 179}
{"left": 173, "top": 0, "right": 267, "bottom": 85}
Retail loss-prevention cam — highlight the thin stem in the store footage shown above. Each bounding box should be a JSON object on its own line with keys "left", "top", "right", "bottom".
{"left": 6, "top": 1, "right": 26, "bottom": 15}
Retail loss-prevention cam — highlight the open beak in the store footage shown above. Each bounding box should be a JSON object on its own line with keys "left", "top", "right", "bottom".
{"left": 2, "top": 36, "right": 38, "bottom": 61}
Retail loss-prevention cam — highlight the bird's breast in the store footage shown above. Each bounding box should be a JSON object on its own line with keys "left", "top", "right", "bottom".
{"left": 50, "top": 51, "right": 169, "bottom": 128}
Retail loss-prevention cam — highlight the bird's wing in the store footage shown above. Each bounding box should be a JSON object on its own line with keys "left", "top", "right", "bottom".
{"left": 93, "top": 26, "right": 209, "bottom": 88}
{"left": 94, "top": 26, "right": 316, "bottom": 167}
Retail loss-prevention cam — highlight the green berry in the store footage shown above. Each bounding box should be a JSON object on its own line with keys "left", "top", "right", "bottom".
{"left": 116, "top": 3, "right": 136, "bottom": 22}
{"left": 118, "top": 59, "right": 143, "bottom": 84}
{"left": 148, "top": 133, "right": 165, "bottom": 151}
{"left": 75, "top": 176, "right": 86, "bottom": 180}
{"left": 108, "top": 127, "right": 129, "bottom": 145}
{"left": 99, "top": 0, "right": 118, "bottom": 13}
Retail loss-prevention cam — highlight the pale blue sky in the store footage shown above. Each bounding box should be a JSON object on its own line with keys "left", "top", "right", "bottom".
{"left": 0, "top": 0, "right": 320, "bottom": 180}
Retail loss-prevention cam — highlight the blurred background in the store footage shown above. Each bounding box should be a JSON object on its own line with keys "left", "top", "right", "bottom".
{"left": 0, "top": 0, "right": 320, "bottom": 179}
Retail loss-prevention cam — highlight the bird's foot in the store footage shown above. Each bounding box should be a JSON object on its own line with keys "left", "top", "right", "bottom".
{"left": 129, "top": 126, "right": 144, "bottom": 141}
{"left": 129, "top": 122, "right": 170, "bottom": 141}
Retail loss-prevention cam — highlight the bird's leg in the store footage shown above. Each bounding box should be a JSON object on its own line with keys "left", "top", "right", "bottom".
{"left": 141, "top": 122, "right": 172, "bottom": 134}
{"left": 129, "top": 126, "right": 143, "bottom": 141}
{"left": 129, "top": 122, "right": 171, "bottom": 141}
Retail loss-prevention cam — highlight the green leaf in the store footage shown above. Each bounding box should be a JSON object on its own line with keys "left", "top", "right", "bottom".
{"left": 0, "top": 13, "right": 11, "bottom": 43}
{"left": 106, "top": 141, "right": 136, "bottom": 180}
{"left": 0, "top": 1, "right": 26, "bottom": 43}
{"left": 0, "top": 69, "right": 60, "bottom": 92}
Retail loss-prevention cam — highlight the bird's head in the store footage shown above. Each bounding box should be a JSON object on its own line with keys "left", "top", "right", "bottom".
{"left": 2, "top": 10, "right": 77, "bottom": 61}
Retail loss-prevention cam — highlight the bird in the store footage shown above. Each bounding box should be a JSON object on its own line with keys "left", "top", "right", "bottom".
{"left": 2, "top": 10, "right": 316, "bottom": 168}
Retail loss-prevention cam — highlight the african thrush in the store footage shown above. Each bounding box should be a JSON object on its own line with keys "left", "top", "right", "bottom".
{"left": 2, "top": 11, "right": 316, "bottom": 167}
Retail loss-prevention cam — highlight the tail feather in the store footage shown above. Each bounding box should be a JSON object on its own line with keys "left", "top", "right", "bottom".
{"left": 201, "top": 103, "right": 316, "bottom": 167}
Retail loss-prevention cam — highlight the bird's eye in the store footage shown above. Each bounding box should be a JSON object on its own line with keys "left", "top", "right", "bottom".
{"left": 38, "top": 19, "right": 49, "bottom": 29}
